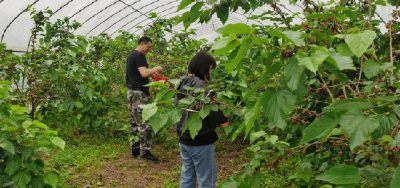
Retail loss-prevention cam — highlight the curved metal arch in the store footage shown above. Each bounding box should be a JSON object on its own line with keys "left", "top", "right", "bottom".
{"left": 86, "top": 0, "right": 148, "bottom": 36}
{"left": 69, "top": 0, "right": 100, "bottom": 19}
{"left": 98, "top": 9, "right": 141, "bottom": 36}
{"left": 134, "top": 5, "right": 259, "bottom": 39}
{"left": 118, "top": 0, "right": 150, "bottom": 18}
{"left": 128, "top": 19, "right": 152, "bottom": 35}
{"left": 129, "top": 3, "right": 210, "bottom": 34}
{"left": 85, "top": 2, "right": 130, "bottom": 36}
{"left": 169, "top": 16, "right": 247, "bottom": 33}
{"left": 109, "top": 0, "right": 179, "bottom": 37}
{"left": 102, "top": 0, "right": 158, "bottom": 36}
{"left": 82, "top": 0, "right": 119, "bottom": 25}
{"left": 51, "top": 0, "right": 74, "bottom": 17}
{"left": 1, "top": 0, "right": 40, "bottom": 42}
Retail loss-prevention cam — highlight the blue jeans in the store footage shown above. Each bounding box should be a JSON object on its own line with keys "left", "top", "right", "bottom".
{"left": 179, "top": 143, "right": 217, "bottom": 188}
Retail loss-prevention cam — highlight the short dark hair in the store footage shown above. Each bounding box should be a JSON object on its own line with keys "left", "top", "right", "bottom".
{"left": 138, "top": 36, "right": 152, "bottom": 45}
{"left": 188, "top": 52, "right": 216, "bottom": 81}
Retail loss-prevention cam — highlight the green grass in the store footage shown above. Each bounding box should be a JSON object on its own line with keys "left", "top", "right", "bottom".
{"left": 45, "top": 133, "right": 129, "bottom": 186}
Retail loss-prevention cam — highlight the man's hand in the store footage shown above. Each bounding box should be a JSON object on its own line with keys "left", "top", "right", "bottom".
{"left": 154, "top": 66, "right": 163, "bottom": 73}
{"left": 138, "top": 66, "right": 163, "bottom": 78}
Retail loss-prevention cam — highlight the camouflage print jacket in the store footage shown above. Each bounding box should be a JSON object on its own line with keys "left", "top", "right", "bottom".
{"left": 173, "top": 76, "right": 228, "bottom": 140}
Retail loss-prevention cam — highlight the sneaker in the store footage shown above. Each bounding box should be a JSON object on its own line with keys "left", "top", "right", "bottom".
{"left": 131, "top": 149, "right": 140, "bottom": 158}
{"left": 139, "top": 151, "right": 159, "bottom": 163}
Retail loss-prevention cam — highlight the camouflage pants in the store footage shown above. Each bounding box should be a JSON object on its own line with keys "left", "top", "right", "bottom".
{"left": 127, "top": 89, "right": 152, "bottom": 155}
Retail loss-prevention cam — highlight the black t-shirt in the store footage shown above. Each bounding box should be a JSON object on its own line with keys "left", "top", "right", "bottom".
{"left": 126, "top": 50, "right": 150, "bottom": 95}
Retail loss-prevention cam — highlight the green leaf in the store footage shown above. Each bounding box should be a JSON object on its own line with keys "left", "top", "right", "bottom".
{"left": 265, "top": 135, "right": 279, "bottom": 145}
{"left": 371, "top": 114, "right": 397, "bottom": 141}
{"left": 345, "top": 30, "right": 377, "bottom": 58}
{"left": 199, "top": 9, "right": 210, "bottom": 23}
{"left": 227, "top": 36, "right": 252, "bottom": 73}
{"left": 190, "top": 2, "right": 204, "bottom": 22}
{"left": 149, "top": 110, "right": 168, "bottom": 134}
{"left": 380, "top": 135, "right": 394, "bottom": 144}
{"left": 340, "top": 111, "right": 379, "bottom": 150}
{"left": 165, "top": 107, "right": 182, "bottom": 127}
{"left": 0, "top": 174, "right": 10, "bottom": 187}
{"left": 283, "top": 31, "right": 305, "bottom": 46}
{"left": 217, "top": 4, "right": 229, "bottom": 24}
{"left": 299, "top": 168, "right": 311, "bottom": 182}
{"left": 216, "top": 23, "right": 251, "bottom": 35}
{"left": 32, "top": 120, "right": 48, "bottom": 129}
{"left": 44, "top": 172, "right": 61, "bottom": 188}
{"left": 284, "top": 58, "right": 305, "bottom": 91}
{"left": 211, "top": 37, "right": 229, "bottom": 50}
{"left": 148, "top": 12, "right": 157, "bottom": 19}
{"left": 199, "top": 106, "right": 210, "bottom": 119}
{"left": 22, "top": 120, "right": 32, "bottom": 129}
{"left": 375, "top": 0, "right": 386, "bottom": 5}
{"left": 323, "top": 61, "right": 349, "bottom": 84}
{"left": 244, "top": 95, "right": 263, "bottom": 136}
{"left": 177, "top": 0, "right": 194, "bottom": 12}
{"left": 30, "top": 176, "right": 45, "bottom": 188}
{"left": 262, "top": 88, "right": 297, "bottom": 129}
{"left": 363, "top": 60, "right": 380, "bottom": 78}
{"left": 250, "top": 131, "right": 267, "bottom": 143}
{"left": 305, "top": 13, "right": 324, "bottom": 20}
{"left": 316, "top": 165, "right": 361, "bottom": 184}
{"left": 296, "top": 49, "right": 329, "bottom": 73}
{"left": 213, "top": 40, "right": 241, "bottom": 55}
{"left": 373, "top": 96, "right": 399, "bottom": 102}
{"left": 220, "top": 179, "right": 238, "bottom": 188}
{"left": 142, "top": 106, "right": 158, "bottom": 122}
{"left": 334, "top": 34, "right": 346, "bottom": 39}
{"left": 168, "top": 79, "right": 181, "bottom": 86}
{"left": 10, "top": 106, "right": 29, "bottom": 114}
{"left": 12, "top": 170, "right": 31, "bottom": 188}
{"left": 232, "top": 122, "right": 245, "bottom": 142}
{"left": 268, "top": 29, "right": 304, "bottom": 46}
{"left": 327, "top": 52, "right": 356, "bottom": 70}
{"left": 22, "top": 147, "right": 34, "bottom": 159}
{"left": 50, "top": 137, "right": 65, "bottom": 150}
{"left": 394, "top": 105, "right": 400, "bottom": 117}
{"left": 0, "top": 140, "right": 15, "bottom": 154}
{"left": 392, "top": 165, "right": 400, "bottom": 187}
{"left": 186, "top": 113, "right": 202, "bottom": 139}
{"left": 6, "top": 157, "right": 22, "bottom": 176}
{"left": 392, "top": 131, "right": 400, "bottom": 148}
{"left": 74, "top": 102, "right": 83, "bottom": 109}
{"left": 300, "top": 112, "right": 340, "bottom": 144}
{"left": 324, "top": 99, "right": 373, "bottom": 111}
{"left": 243, "top": 62, "right": 283, "bottom": 101}
{"left": 24, "top": 159, "right": 44, "bottom": 175}
{"left": 336, "top": 43, "right": 355, "bottom": 57}
{"left": 68, "top": 50, "right": 76, "bottom": 57}
{"left": 359, "top": 166, "right": 382, "bottom": 178}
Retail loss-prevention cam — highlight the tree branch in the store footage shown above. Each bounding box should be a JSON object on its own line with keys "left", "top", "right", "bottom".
{"left": 319, "top": 73, "right": 335, "bottom": 103}
{"left": 342, "top": 85, "right": 348, "bottom": 99}
{"left": 347, "top": 84, "right": 357, "bottom": 98}
{"left": 390, "top": 22, "right": 394, "bottom": 87}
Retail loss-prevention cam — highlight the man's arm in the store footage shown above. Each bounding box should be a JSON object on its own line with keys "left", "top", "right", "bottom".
{"left": 138, "top": 66, "right": 163, "bottom": 78}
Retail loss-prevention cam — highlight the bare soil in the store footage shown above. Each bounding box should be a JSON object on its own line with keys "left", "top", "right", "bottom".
{"left": 66, "top": 137, "right": 250, "bottom": 188}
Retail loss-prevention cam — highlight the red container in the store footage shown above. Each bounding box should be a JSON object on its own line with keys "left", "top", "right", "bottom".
{"left": 152, "top": 74, "right": 168, "bottom": 84}
{"left": 219, "top": 120, "right": 229, "bottom": 127}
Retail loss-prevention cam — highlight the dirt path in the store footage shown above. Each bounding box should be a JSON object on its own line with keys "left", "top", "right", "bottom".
{"left": 67, "top": 138, "right": 250, "bottom": 188}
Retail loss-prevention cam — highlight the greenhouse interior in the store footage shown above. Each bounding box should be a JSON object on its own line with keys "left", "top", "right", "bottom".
{"left": 1, "top": 0, "right": 400, "bottom": 187}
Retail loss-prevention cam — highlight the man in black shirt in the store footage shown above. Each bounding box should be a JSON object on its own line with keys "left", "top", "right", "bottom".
{"left": 126, "top": 36, "right": 162, "bottom": 162}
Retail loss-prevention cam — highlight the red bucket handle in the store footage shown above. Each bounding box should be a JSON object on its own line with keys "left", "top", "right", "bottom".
{"left": 219, "top": 119, "right": 229, "bottom": 127}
